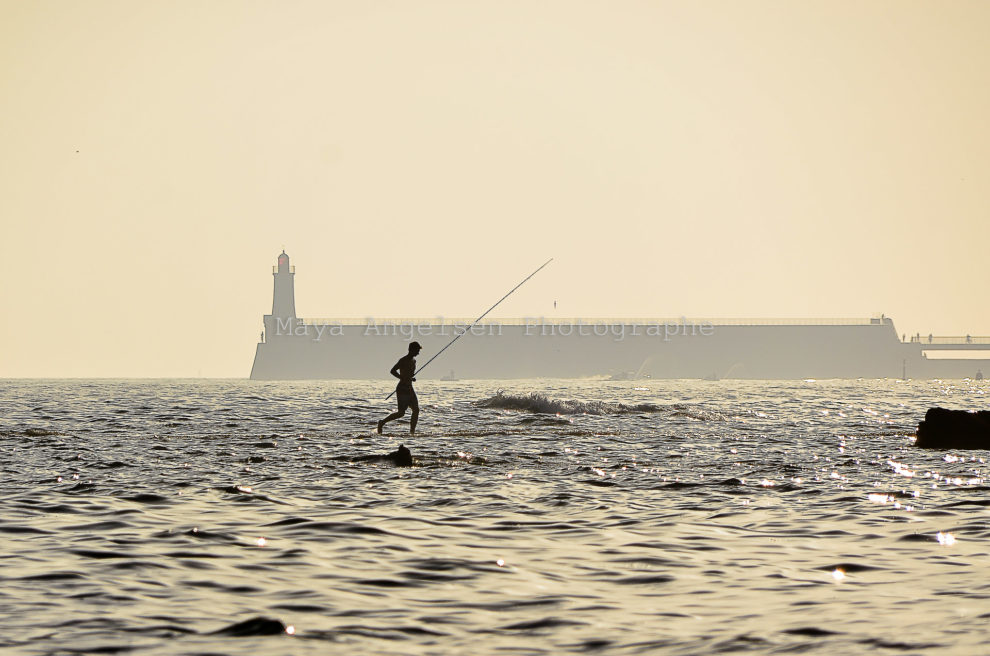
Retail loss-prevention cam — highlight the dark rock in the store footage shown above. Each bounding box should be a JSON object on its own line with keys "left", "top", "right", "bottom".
{"left": 353, "top": 443, "right": 413, "bottom": 467}
{"left": 211, "top": 616, "right": 287, "bottom": 636}
{"left": 388, "top": 444, "right": 413, "bottom": 467}
{"left": 916, "top": 407, "right": 990, "bottom": 449}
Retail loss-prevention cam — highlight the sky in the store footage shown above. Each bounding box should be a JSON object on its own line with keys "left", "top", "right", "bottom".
{"left": 1, "top": 0, "right": 988, "bottom": 377}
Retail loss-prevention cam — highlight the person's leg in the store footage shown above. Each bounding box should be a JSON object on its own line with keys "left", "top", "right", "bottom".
{"left": 409, "top": 392, "right": 419, "bottom": 434}
{"left": 379, "top": 400, "right": 408, "bottom": 433}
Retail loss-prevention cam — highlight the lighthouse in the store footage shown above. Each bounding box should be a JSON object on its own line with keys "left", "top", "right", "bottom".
{"left": 259, "top": 250, "right": 297, "bottom": 344}
{"left": 251, "top": 250, "right": 301, "bottom": 378}
{"left": 272, "top": 250, "right": 296, "bottom": 319}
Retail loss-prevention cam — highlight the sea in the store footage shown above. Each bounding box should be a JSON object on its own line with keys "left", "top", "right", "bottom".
{"left": 1, "top": 377, "right": 989, "bottom": 655}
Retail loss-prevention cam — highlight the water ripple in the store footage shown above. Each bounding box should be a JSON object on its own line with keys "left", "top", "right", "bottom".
{"left": 0, "top": 378, "right": 988, "bottom": 655}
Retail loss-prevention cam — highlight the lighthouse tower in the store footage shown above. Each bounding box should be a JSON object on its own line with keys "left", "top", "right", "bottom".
{"left": 272, "top": 250, "right": 296, "bottom": 319}
{"left": 252, "top": 250, "right": 300, "bottom": 378}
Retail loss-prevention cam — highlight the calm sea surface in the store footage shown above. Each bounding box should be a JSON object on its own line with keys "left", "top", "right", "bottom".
{"left": 2, "top": 378, "right": 989, "bottom": 655}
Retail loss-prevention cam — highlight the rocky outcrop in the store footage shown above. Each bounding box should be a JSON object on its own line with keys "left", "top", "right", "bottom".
{"left": 916, "top": 407, "right": 990, "bottom": 449}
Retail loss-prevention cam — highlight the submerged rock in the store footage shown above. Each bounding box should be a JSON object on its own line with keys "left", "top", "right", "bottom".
{"left": 916, "top": 408, "right": 990, "bottom": 449}
{"left": 353, "top": 443, "right": 413, "bottom": 467}
{"left": 387, "top": 443, "right": 413, "bottom": 467}
{"left": 211, "top": 616, "right": 288, "bottom": 636}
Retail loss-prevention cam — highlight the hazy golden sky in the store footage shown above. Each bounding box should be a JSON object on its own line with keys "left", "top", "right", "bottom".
{"left": 2, "top": 1, "right": 988, "bottom": 377}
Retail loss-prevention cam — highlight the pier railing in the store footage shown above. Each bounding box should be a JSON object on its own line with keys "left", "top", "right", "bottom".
{"left": 910, "top": 336, "right": 990, "bottom": 345}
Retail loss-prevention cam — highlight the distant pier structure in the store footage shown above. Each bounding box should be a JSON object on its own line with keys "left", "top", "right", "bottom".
{"left": 249, "top": 252, "right": 990, "bottom": 380}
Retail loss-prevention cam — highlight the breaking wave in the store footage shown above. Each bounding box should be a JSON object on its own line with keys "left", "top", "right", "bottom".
{"left": 474, "top": 392, "right": 663, "bottom": 415}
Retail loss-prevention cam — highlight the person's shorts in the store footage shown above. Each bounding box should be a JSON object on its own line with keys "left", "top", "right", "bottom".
{"left": 396, "top": 385, "right": 418, "bottom": 412}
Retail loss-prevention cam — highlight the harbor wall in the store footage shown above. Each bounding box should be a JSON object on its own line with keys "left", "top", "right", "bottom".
{"left": 249, "top": 318, "right": 988, "bottom": 380}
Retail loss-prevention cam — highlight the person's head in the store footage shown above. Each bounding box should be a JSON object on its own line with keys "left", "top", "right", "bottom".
{"left": 408, "top": 341, "right": 422, "bottom": 355}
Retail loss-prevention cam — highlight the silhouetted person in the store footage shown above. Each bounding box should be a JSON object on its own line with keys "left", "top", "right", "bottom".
{"left": 928, "top": 333, "right": 933, "bottom": 343}
{"left": 377, "top": 341, "right": 421, "bottom": 435}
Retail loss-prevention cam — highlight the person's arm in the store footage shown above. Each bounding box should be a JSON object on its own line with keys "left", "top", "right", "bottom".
{"left": 390, "top": 360, "right": 403, "bottom": 380}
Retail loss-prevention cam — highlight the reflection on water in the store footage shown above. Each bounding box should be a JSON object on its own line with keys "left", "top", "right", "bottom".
{"left": 1, "top": 378, "right": 988, "bottom": 654}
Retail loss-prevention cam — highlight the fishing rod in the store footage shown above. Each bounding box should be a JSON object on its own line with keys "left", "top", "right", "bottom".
{"left": 385, "top": 258, "right": 553, "bottom": 400}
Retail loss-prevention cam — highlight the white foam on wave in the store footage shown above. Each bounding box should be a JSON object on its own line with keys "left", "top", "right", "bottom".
{"left": 474, "top": 391, "right": 663, "bottom": 416}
